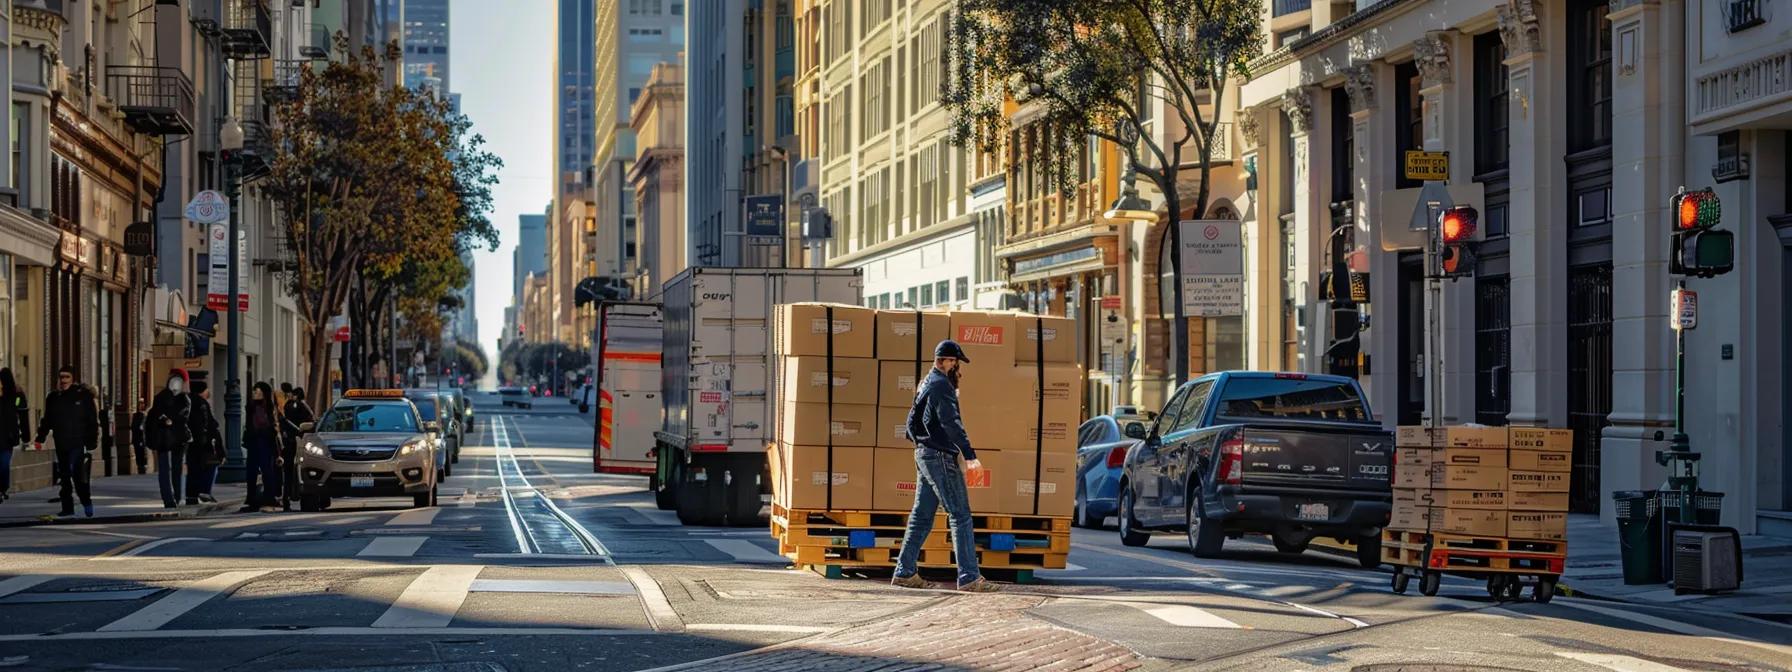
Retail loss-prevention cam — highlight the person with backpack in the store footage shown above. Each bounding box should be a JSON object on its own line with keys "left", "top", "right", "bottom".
{"left": 146, "top": 369, "right": 194, "bottom": 508}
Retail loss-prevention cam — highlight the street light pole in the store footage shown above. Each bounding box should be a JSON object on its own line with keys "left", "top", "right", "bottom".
{"left": 219, "top": 119, "right": 245, "bottom": 483}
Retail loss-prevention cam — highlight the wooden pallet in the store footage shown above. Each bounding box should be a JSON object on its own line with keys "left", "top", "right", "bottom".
{"left": 771, "top": 508, "right": 1071, "bottom": 575}
{"left": 773, "top": 504, "right": 1072, "bottom": 534}
{"left": 1383, "top": 530, "right": 1566, "bottom": 555}
{"left": 781, "top": 542, "right": 1069, "bottom": 573}
{"left": 1381, "top": 530, "right": 1566, "bottom": 575}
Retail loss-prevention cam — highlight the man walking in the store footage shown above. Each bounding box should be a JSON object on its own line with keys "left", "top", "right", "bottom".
{"left": 146, "top": 369, "right": 194, "bottom": 508}
{"left": 891, "top": 341, "right": 997, "bottom": 593}
{"left": 34, "top": 366, "right": 99, "bottom": 517}
{"left": 279, "top": 387, "right": 314, "bottom": 511}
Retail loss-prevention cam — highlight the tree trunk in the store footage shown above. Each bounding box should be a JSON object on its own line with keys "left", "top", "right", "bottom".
{"left": 305, "top": 322, "right": 334, "bottom": 410}
{"left": 1164, "top": 187, "right": 1187, "bottom": 387}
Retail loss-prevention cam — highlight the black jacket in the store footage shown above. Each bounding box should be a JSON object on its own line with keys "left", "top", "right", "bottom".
{"left": 145, "top": 389, "right": 193, "bottom": 452}
{"left": 281, "top": 400, "right": 314, "bottom": 451}
{"left": 245, "top": 401, "right": 284, "bottom": 447}
{"left": 36, "top": 385, "right": 100, "bottom": 453}
{"left": 0, "top": 392, "right": 26, "bottom": 449}
{"left": 904, "top": 368, "right": 976, "bottom": 460}
{"left": 188, "top": 395, "right": 223, "bottom": 463}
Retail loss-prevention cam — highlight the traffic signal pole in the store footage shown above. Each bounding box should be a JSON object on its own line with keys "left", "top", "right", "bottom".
{"left": 1657, "top": 186, "right": 1727, "bottom": 526}
{"left": 1668, "top": 278, "right": 1697, "bottom": 525}
{"left": 1425, "top": 198, "right": 1444, "bottom": 431}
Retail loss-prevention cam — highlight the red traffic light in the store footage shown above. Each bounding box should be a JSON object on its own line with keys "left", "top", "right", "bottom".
{"left": 1440, "top": 206, "right": 1477, "bottom": 244}
{"left": 1674, "top": 188, "right": 1721, "bottom": 231}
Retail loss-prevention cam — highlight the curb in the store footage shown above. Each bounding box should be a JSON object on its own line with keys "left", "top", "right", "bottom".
{"left": 0, "top": 498, "right": 244, "bottom": 529}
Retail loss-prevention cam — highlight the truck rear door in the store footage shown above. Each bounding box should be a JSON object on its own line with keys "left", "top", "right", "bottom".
{"left": 1211, "top": 376, "right": 1391, "bottom": 492}
{"left": 595, "top": 303, "right": 663, "bottom": 473}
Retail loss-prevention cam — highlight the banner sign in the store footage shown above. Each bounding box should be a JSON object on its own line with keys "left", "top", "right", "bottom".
{"left": 1178, "top": 220, "right": 1244, "bottom": 317}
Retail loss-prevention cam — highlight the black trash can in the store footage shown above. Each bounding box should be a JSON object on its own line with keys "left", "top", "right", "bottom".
{"left": 1659, "top": 490, "right": 1724, "bottom": 525}
{"left": 1612, "top": 490, "right": 1662, "bottom": 585}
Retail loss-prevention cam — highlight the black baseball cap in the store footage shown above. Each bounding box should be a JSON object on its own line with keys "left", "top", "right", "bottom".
{"left": 934, "top": 340, "right": 971, "bottom": 363}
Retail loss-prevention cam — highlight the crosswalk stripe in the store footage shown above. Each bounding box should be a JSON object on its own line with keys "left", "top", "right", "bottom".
{"left": 97, "top": 571, "right": 270, "bottom": 632}
{"left": 1125, "top": 602, "right": 1243, "bottom": 629}
{"left": 92, "top": 537, "right": 207, "bottom": 561}
{"left": 387, "top": 509, "right": 441, "bottom": 526}
{"left": 372, "top": 565, "right": 483, "bottom": 628}
{"left": 0, "top": 575, "right": 55, "bottom": 599}
{"left": 358, "top": 537, "right": 428, "bottom": 557}
{"left": 1555, "top": 653, "right": 1694, "bottom": 671}
{"left": 703, "top": 539, "right": 789, "bottom": 565}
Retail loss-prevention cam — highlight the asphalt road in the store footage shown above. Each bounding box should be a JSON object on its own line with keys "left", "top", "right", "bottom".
{"left": 0, "top": 391, "right": 1787, "bottom": 671}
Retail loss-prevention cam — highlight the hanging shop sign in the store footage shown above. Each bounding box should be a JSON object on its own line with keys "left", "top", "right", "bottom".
{"left": 124, "top": 221, "right": 155, "bottom": 256}
{"left": 1177, "top": 220, "right": 1244, "bottom": 317}
{"left": 184, "top": 190, "right": 230, "bottom": 224}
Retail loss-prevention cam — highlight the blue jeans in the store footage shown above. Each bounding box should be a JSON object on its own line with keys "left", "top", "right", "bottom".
{"left": 894, "top": 448, "right": 980, "bottom": 586}
{"left": 0, "top": 448, "right": 12, "bottom": 495}
{"left": 156, "top": 448, "right": 187, "bottom": 507}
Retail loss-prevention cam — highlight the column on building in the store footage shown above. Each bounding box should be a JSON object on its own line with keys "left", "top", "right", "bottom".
{"left": 1499, "top": 0, "right": 1569, "bottom": 429}
{"left": 1602, "top": 0, "right": 1680, "bottom": 522}
{"left": 1239, "top": 109, "right": 1282, "bottom": 372}
{"left": 1347, "top": 62, "right": 1399, "bottom": 421}
{"left": 1415, "top": 31, "right": 1478, "bottom": 425}
{"left": 1281, "top": 87, "right": 1322, "bottom": 374}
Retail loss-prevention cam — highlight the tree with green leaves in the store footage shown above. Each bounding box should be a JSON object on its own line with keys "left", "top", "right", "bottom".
{"left": 943, "top": 0, "right": 1263, "bottom": 383}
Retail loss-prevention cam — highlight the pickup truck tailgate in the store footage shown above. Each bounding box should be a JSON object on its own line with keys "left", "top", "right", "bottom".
{"left": 1239, "top": 423, "right": 1393, "bottom": 491}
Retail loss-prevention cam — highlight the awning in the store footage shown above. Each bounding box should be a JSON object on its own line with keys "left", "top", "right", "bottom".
{"left": 1009, "top": 258, "right": 1113, "bottom": 284}
{"left": 0, "top": 204, "right": 60, "bottom": 266}
{"left": 995, "top": 224, "right": 1119, "bottom": 260}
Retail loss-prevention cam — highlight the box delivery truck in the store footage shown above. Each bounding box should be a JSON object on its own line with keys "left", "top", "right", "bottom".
{"left": 590, "top": 301, "right": 665, "bottom": 477}
{"left": 653, "top": 267, "right": 864, "bottom": 526}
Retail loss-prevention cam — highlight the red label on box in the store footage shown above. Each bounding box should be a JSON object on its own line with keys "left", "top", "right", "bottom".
{"left": 965, "top": 467, "right": 991, "bottom": 488}
{"left": 957, "top": 325, "right": 1006, "bottom": 346}
{"left": 699, "top": 392, "right": 724, "bottom": 403}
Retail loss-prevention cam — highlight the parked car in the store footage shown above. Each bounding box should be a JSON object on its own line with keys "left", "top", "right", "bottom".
{"left": 1117, "top": 371, "right": 1393, "bottom": 568}
{"left": 500, "top": 386, "right": 532, "bottom": 409}
{"left": 1073, "top": 414, "right": 1149, "bottom": 529}
{"left": 403, "top": 391, "right": 457, "bottom": 477}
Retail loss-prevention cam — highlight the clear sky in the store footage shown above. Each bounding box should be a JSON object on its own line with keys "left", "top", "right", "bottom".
{"left": 451, "top": 0, "right": 553, "bottom": 381}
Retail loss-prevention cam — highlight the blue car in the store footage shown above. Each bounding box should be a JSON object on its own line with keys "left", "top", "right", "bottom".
{"left": 1073, "top": 413, "right": 1150, "bottom": 529}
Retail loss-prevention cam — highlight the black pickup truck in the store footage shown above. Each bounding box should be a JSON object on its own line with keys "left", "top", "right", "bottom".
{"left": 1117, "top": 372, "right": 1393, "bottom": 568}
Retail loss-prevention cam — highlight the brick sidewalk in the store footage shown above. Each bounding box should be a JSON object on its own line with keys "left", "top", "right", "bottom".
{"left": 657, "top": 594, "right": 1146, "bottom": 671}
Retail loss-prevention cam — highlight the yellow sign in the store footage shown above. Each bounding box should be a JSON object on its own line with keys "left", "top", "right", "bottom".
{"left": 1403, "top": 150, "right": 1449, "bottom": 181}
{"left": 345, "top": 389, "right": 406, "bottom": 398}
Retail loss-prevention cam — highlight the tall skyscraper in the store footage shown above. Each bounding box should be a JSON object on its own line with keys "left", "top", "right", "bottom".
{"left": 686, "top": 1, "right": 747, "bottom": 268}
{"left": 513, "top": 211, "right": 549, "bottom": 302}
{"left": 400, "top": 0, "right": 452, "bottom": 90}
{"left": 551, "top": 0, "right": 597, "bottom": 343}
{"left": 590, "top": 0, "right": 684, "bottom": 280}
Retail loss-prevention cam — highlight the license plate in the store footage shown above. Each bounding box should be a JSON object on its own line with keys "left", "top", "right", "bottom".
{"left": 350, "top": 476, "right": 375, "bottom": 488}
{"left": 1298, "top": 503, "right": 1330, "bottom": 521}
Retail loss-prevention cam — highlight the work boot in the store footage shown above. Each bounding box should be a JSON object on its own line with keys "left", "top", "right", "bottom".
{"left": 957, "top": 578, "right": 999, "bottom": 593}
{"left": 891, "top": 573, "right": 929, "bottom": 589}
{"left": 83, "top": 505, "right": 94, "bottom": 518}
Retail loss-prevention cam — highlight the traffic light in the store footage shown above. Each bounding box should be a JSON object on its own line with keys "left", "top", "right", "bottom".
{"left": 1438, "top": 206, "right": 1478, "bottom": 280}
{"left": 1669, "top": 188, "right": 1734, "bottom": 278}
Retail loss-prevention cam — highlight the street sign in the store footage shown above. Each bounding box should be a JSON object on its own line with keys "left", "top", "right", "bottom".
{"left": 123, "top": 221, "right": 155, "bottom": 256}
{"left": 184, "top": 190, "right": 229, "bottom": 224}
{"left": 744, "top": 194, "right": 784, "bottom": 237}
{"left": 237, "top": 230, "right": 250, "bottom": 312}
{"left": 207, "top": 224, "right": 229, "bottom": 311}
{"left": 1178, "top": 220, "right": 1244, "bottom": 317}
{"left": 1672, "top": 288, "right": 1698, "bottom": 331}
{"left": 1100, "top": 309, "right": 1126, "bottom": 346}
{"left": 1100, "top": 295, "right": 1122, "bottom": 310}
{"left": 1403, "top": 150, "right": 1449, "bottom": 182}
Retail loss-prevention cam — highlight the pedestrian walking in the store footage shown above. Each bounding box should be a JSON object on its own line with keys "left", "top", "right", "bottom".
{"left": 146, "top": 370, "right": 194, "bottom": 508}
{"left": 34, "top": 366, "right": 99, "bottom": 518}
{"left": 891, "top": 341, "right": 997, "bottom": 593}
{"left": 241, "top": 382, "right": 284, "bottom": 513}
{"left": 131, "top": 399, "right": 149, "bottom": 476}
{"left": 279, "top": 386, "right": 314, "bottom": 511}
{"left": 186, "top": 380, "right": 223, "bottom": 505}
{"left": 0, "top": 368, "right": 28, "bottom": 503}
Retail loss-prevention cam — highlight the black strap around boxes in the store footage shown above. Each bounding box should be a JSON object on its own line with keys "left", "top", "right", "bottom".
{"left": 911, "top": 309, "right": 925, "bottom": 408}
{"left": 825, "top": 305, "right": 835, "bottom": 511}
{"left": 1032, "top": 316, "right": 1045, "bottom": 516}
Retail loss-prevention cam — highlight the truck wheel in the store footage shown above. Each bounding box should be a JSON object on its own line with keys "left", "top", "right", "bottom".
{"left": 1186, "top": 497, "right": 1225, "bottom": 558}
{"left": 698, "top": 466, "right": 728, "bottom": 526}
{"left": 1118, "top": 484, "right": 1150, "bottom": 547}
{"left": 724, "top": 457, "right": 763, "bottom": 527}
{"left": 674, "top": 462, "right": 706, "bottom": 525}
{"left": 1272, "top": 530, "right": 1310, "bottom": 554}
{"left": 655, "top": 469, "right": 677, "bottom": 511}
{"left": 1356, "top": 534, "right": 1383, "bottom": 569}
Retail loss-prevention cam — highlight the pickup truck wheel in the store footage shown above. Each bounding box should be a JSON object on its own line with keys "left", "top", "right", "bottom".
{"left": 1118, "top": 485, "right": 1150, "bottom": 547}
{"left": 1185, "top": 497, "right": 1225, "bottom": 558}
{"left": 1356, "top": 534, "right": 1383, "bottom": 569}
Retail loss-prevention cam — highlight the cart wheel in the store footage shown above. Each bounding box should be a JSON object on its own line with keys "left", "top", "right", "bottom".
{"left": 1486, "top": 576, "right": 1504, "bottom": 598}
{"left": 1503, "top": 578, "right": 1525, "bottom": 601}
{"left": 1391, "top": 569, "right": 1410, "bottom": 595}
{"left": 1534, "top": 577, "right": 1557, "bottom": 604}
{"left": 1420, "top": 571, "right": 1441, "bottom": 597}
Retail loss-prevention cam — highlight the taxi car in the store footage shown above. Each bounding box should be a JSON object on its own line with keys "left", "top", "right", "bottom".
{"left": 294, "top": 389, "right": 444, "bottom": 511}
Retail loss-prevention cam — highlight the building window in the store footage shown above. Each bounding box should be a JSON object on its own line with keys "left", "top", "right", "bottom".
{"left": 935, "top": 280, "right": 950, "bottom": 306}
{"left": 671, "top": 2, "right": 682, "bottom": 14}
{"left": 880, "top": 293, "right": 891, "bottom": 309}
{"left": 920, "top": 283, "right": 934, "bottom": 307}
{"left": 1274, "top": 26, "right": 1309, "bottom": 49}
{"left": 1474, "top": 32, "right": 1510, "bottom": 174}
{"left": 956, "top": 276, "right": 968, "bottom": 303}
{"left": 1569, "top": 0, "right": 1613, "bottom": 151}
{"left": 1394, "top": 62, "right": 1422, "bottom": 189}
{"left": 1330, "top": 87, "right": 1354, "bottom": 203}
{"left": 906, "top": 286, "right": 918, "bottom": 308}
{"left": 1485, "top": 202, "right": 1509, "bottom": 238}
{"left": 1272, "top": 0, "right": 1312, "bottom": 17}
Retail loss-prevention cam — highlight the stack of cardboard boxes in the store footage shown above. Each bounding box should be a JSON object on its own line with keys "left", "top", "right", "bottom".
{"left": 1391, "top": 426, "right": 1573, "bottom": 542}
{"left": 770, "top": 303, "right": 1083, "bottom": 518}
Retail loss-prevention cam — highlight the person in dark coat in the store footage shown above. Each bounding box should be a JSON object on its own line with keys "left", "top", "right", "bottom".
{"left": 186, "top": 380, "right": 223, "bottom": 505}
{"left": 242, "top": 382, "right": 284, "bottom": 513}
{"left": 34, "top": 366, "right": 99, "bottom": 517}
{"left": 145, "top": 369, "right": 194, "bottom": 508}
{"left": 279, "top": 387, "right": 314, "bottom": 511}
{"left": 0, "top": 368, "right": 27, "bottom": 503}
{"left": 131, "top": 399, "right": 148, "bottom": 476}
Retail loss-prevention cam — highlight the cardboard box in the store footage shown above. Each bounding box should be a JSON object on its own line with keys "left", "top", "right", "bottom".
{"left": 1396, "top": 448, "right": 1432, "bottom": 468}
{"left": 1509, "top": 449, "right": 1571, "bottom": 472}
{"left": 1393, "top": 488, "right": 1433, "bottom": 504}
{"left": 1509, "top": 427, "right": 1573, "bottom": 452}
{"left": 782, "top": 356, "right": 879, "bottom": 405}
{"left": 873, "top": 447, "right": 920, "bottom": 511}
{"left": 1432, "top": 508, "right": 1508, "bottom": 537}
{"left": 876, "top": 405, "right": 914, "bottom": 448}
{"left": 878, "top": 360, "right": 929, "bottom": 408}
{"left": 1394, "top": 464, "right": 1431, "bottom": 489}
{"left": 774, "top": 443, "right": 874, "bottom": 510}
{"left": 1433, "top": 489, "right": 1507, "bottom": 510}
{"left": 1390, "top": 502, "right": 1433, "bottom": 530}
{"left": 1507, "top": 511, "right": 1568, "bottom": 541}
{"left": 1428, "top": 447, "right": 1508, "bottom": 469}
{"left": 1509, "top": 470, "right": 1570, "bottom": 493}
{"left": 777, "top": 303, "right": 875, "bottom": 359}
{"left": 949, "top": 311, "right": 1018, "bottom": 368}
{"left": 956, "top": 365, "right": 1079, "bottom": 455}
{"left": 1508, "top": 491, "right": 1570, "bottom": 512}
{"left": 875, "top": 310, "right": 952, "bottom": 362}
{"left": 961, "top": 450, "right": 1001, "bottom": 513}
{"left": 1014, "top": 314, "right": 1077, "bottom": 364}
{"left": 778, "top": 401, "right": 878, "bottom": 447}
{"left": 1430, "top": 466, "right": 1508, "bottom": 491}
{"left": 1001, "top": 451, "right": 1074, "bottom": 516}
{"left": 1396, "top": 425, "right": 1508, "bottom": 449}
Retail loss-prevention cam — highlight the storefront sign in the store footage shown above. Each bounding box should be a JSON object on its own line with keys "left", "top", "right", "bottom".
{"left": 1013, "top": 246, "right": 1102, "bottom": 278}
{"left": 207, "top": 223, "right": 229, "bottom": 311}
{"left": 744, "top": 194, "right": 784, "bottom": 237}
{"left": 58, "top": 232, "right": 83, "bottom": 267}
{"left": 185, "top": 190, "right": 230, "bottom": 224}
{"left": 124, "top": 221, "right": 155, "bottom": 256}
{"left": 1402, "top": 150, "right": 1449, "bottom": 182}
{"left": 1178, "top": 220, "right": 1244, "bottom": 317}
